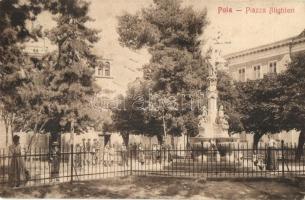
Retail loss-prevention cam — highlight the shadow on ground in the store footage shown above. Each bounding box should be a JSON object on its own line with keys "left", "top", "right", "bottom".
{"left": 1, "top": 176, "right": 305, "bottom": 199}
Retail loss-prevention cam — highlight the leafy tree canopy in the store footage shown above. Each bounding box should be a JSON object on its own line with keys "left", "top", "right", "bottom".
{"left": 16, "top": 0, "right": 101, "bottom": 140}
{"left": 117, "top": 0, "right": 209, "bottom": 141}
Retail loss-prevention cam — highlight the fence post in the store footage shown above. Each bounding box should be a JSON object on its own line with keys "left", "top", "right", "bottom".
{"left": 281, "top": 140, "right": 285, "bottom": 177}
{"left": 70, "top": 144, "right": 74, "bottom": 182}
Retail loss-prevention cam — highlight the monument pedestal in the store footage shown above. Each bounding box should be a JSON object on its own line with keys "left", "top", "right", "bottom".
{"left": 190, "top": 137, "right": 237, "bottom": 144}
{"left": 190, "top": 120, "right": 238, "bottom": 147}
{"left": 189, "top": 60, "right": 239, "bottom": 155}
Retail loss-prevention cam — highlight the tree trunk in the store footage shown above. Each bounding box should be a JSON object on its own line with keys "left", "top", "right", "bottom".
{"left": 162, "top": 114, "right": 166, "bottom": 138}
{"left": 10, "top": 123, "right": 14, "bottom": 143}
{"left": 70, "top": 120, "right": 75, "bottom": 146}
{"left": 4, "top": 117, "right": 11, "bottom": 146}
{"left": 104, "top": 134, "right": 111, "bottom": 146}
{"left": 50, "top": 132, "right": 60, "bottom": 147}
{"left": 157, "top": 135, "right": 163, "bottom": 145}
{"left": 9, "top": 114, "right": 15, "bottom": 142}
{"left": 121, "top": 132, "right": 129, "bottom": 146}
{"left": 253, "top": 132, "right": 263, "bottom": 150}
{"left": 186, "top": 133, "right": 189, "bottom": 149}
{"left": 5, "top": 125, "right": 9, "bottom": 147}
{"left": 171, "top": 135, "right": 175, "bottom": 148}
{"left": 296, "top": 129, "right": 305, "bottom": 160}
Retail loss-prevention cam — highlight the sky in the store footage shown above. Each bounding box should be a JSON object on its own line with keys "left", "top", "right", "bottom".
{"left": 35, "top": 0, "right": 305, "bottom": 94}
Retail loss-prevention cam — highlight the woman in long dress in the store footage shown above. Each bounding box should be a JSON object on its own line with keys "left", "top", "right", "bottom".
{"left": 8, "top": 135, "right": 29, "bottom": 187}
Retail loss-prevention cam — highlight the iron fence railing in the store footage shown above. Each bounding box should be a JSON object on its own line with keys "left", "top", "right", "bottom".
{"left": 1, "top": 142, "right": 305, "bottom": 187}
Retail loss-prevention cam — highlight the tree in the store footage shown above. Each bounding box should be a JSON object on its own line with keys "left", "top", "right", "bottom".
{"left": 277, "top": 53, "right": 305, "bottom": 159}
{"left": 0, "top": 0, "right": 44, "bottom": 146}
{"left": 235, "top": 53, "right": 305, "bottom": 157}
{"left": 117, "top": 0, "right": 209, "bottom": 143}
{"left": 22, "top": 0, "right": 101, "bottom": 145}
{"left": 217, "top": 70, "right": 243, "bottom": 134}
{"left": 111, "top": 79, "right": 151, "bottom": 146}
{"left": 117, "top": 0, "right": 244, "bottom": 145}
{"left": 236, "top": 75, "right": 282, "bottom": 149}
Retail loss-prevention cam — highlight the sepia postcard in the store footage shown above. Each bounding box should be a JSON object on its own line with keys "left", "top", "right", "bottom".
{"left": 0, "top": 0, "right": 305, "bottom": 199}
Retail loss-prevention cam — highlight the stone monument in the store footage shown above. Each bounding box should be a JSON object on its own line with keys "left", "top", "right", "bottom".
{"left": 190, "top": 60, "right": 236, "bottom": 146}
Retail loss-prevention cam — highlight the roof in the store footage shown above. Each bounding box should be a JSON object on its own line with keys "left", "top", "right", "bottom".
{"left": 224, "top": 29, "right": 305, "bottom": 60}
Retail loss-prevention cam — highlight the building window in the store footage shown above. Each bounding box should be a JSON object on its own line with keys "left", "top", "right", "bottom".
{"left": 269, "top": 61, "right": 277, "bottom": 74}
{"left": 104, "top": 62, "right": 110, "bottom": 76}
{"left": 238, "top": 68, "right": 245, "bottom": 81}
{"left": 254, "top": 65, "right": 261, "bottom": 79}
{"left": 98, "top": 66, "right": 103, "bottom": 76}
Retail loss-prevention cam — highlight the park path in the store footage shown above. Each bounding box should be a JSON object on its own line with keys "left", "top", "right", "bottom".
{"left": 0, "top": 176, "right": 304, "bottom": 199}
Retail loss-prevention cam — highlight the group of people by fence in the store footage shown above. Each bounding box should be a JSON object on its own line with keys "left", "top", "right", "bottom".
{"left": 73, "top": 142, "right": 174, "bottom": 168}
{"left": 130, "top": 143, "right": 173, "bottom": 165}
{"left": 73, "top": 142, "right": 172, "bottom": 168}
{"left": 74, "top": 142, "right": 117, "bottom": 168}
{"left": 74, "top": 139, "right": 115, "bottom": 168}
{"left": 3, "top": 134, "right": 291, "bottom": 188}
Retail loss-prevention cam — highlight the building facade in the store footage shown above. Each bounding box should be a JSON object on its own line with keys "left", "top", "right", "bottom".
{"left": 94, "top": 58, "right": 117, "bottom": 105}
{"left": 0, "top": 42, "right": 118, "bottom": 148}
{"left": 224, "top": 30, "right": 305, "bottom": 145}
{"left": 225, "top": 30, "right": 305, "bottom": 82}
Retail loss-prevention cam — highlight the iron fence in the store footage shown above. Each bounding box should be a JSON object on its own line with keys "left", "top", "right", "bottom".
{"left": 131, "top": 142, "right": 305, "bottom": 178}
{"left": 1, "top": 142, "right": 305, "bottom": 187}
{"left": 0, "top": 145, "right": 129, "bottom": 187}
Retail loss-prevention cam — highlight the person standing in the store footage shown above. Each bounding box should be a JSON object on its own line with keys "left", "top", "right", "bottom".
{"left": 168, "top": 144, "right": 173, "bottom": 163}
{"left": 92, "top": 139, "right": 99, "bottom": 165}
{"left": 121, "top": 143, "right": 128, "bottom": 167}
{"left": 138, "top": 143, "right": 145, "bottom": 165}
{"left": 266, "top": 135, "right": 278, "bottom": 170}
{"left": 75, "top": 144, "right": 82, "bottom": 168}
{"left": 156, "top": 144, "right": 161, "bottom": 163}
{"left": 8, "top": 135, "right": 29, "bottom": 187}
{"left": 86, "top": 139, "right": 92, "bottom": 166}
{"left": 152, "top": 144, "right": 157, "bottom": 164}
{"left": 50, "top": 141, "right": 60, "bottom": 182}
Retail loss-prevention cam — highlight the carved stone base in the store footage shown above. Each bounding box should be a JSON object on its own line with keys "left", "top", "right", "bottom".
{"left": 190, "top": 136, "right": 237, "bottom": 145}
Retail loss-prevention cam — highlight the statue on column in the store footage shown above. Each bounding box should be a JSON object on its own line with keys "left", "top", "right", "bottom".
{"left": 208, "top": 63, "right": 217, "bottom": 78}
{"left": 217, "top": 105, "right": 229, "bottom": 132}
{"left": 198, "top": 105, "right": 208, "bottom": 127}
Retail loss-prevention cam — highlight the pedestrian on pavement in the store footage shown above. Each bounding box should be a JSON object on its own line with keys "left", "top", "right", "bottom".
{"left": 8, "top": 135, "right": 29, "bottom": 187}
